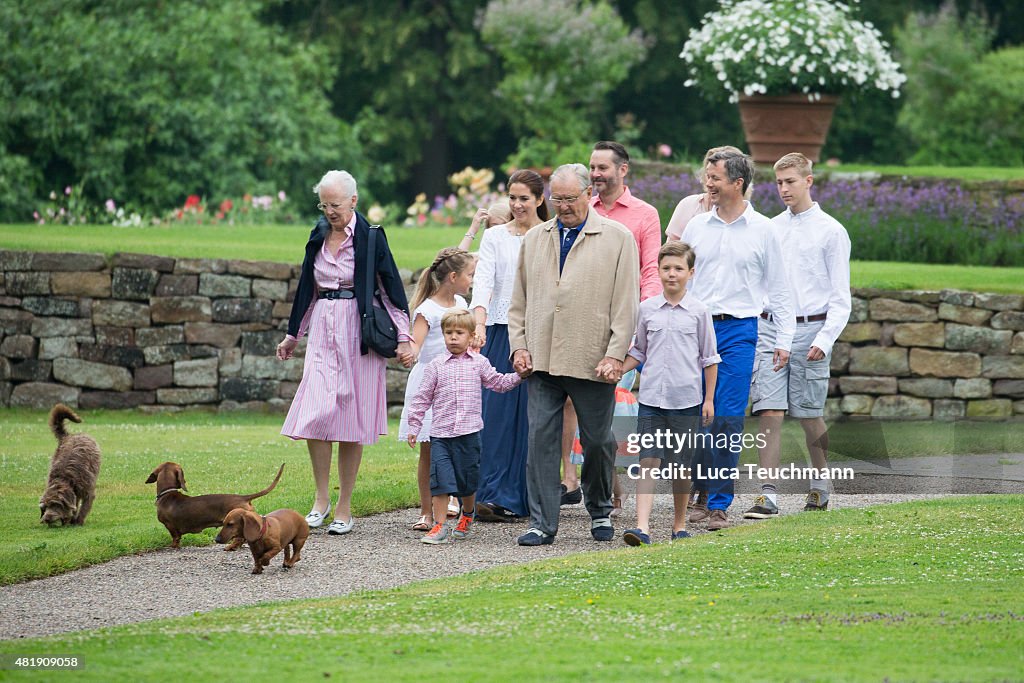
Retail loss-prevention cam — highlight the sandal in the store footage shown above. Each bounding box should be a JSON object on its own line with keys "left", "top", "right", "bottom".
{"left": 411, "top": 515, "right": 432, "bottom": 531}
{"left": 447, "top": 496, "right": 460, "bottom": 518}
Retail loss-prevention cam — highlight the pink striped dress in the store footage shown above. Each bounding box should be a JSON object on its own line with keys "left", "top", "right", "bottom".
{"left": 281, "top": 231, "right": 409, "bottom": 444}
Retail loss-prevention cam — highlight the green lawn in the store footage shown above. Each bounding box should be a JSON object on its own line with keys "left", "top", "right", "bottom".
{"left": 3, "top": 223, "right": 1023, "bottom": 293}
{"left": 0, "top": 409, "right": 417, "bottom": 586}
{"left": 1, "top": 496, "right": 1020, "bottom": 681}
{"left": 826, "top": 164, "right": 1024, "bottom": 182}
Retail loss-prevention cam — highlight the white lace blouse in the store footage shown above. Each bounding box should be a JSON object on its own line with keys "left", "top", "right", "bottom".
{"left": 468, "top": 225, "right": 525, "bottom": 325}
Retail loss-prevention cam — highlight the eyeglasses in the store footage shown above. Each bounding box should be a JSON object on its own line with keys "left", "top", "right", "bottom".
{"left": 317, "top": 202, "right": 348, "bottom": 212}
{"left": 548, "top": 192, "right": 586, "bottom": 207}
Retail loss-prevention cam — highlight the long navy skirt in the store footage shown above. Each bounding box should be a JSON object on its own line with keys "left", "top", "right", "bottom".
{"left": 475, "top": 323, "right": 530, "bottom": 516}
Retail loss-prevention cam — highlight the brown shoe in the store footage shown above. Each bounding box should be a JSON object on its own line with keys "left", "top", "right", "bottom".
{"left": 688, "top": 491, "right": 709, "bottom": 523}
{"left": 707, "top": 509, "right": 730, "bottom": 531}
{"left": 804, "top": 490, "right": 829, "bottom": 511}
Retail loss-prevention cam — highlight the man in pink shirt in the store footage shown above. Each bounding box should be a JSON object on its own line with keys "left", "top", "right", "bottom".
{"left": 406, "top": 309, "right": 523, "bottom": 544}
{"left": 589, "top": 141, "right": 663, "bottom": 301}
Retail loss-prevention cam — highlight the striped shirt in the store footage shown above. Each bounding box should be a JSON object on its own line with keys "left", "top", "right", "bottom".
{"left": 405, "top": 351, "right": 522, "bottom": 438}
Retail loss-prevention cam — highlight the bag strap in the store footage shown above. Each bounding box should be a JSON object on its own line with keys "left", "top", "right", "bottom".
{"left": 364, "top": 224, "right": 386, "bottom": 310}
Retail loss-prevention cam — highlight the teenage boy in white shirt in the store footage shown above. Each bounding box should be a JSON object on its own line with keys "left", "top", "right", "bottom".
{"left": 744, "top": 152, "right": 851, "bottom": 519}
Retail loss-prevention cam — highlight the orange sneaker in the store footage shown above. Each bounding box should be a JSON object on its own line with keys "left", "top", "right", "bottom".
{"left": 421, "top": 522, "right": 450, "bottom": 545}
{"left": 453, "top": 513, "right": 474, "bottom": 539}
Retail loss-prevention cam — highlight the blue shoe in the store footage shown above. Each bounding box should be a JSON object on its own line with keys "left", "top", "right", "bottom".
{"left": 591, "top": 518, "right": 614, "bottom": 542}
{"left": 623, "top": 528, "right": 651, "bottom": 546}
{"left": 517, "top": 528, "right": 554, "bottom": 546}
{"left": 671, "top": 530, "right": 692, "bottom": 541}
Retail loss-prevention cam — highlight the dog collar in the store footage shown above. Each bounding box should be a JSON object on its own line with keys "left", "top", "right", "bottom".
{"left": 254, "top": 515, "right": 268, "bottom": 542}
{"left": 155, "top": 488, "right": 183, "bottom": 500}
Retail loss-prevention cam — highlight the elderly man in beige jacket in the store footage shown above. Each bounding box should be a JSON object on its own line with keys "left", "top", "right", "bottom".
{"left": 509, "top": 163, "right": 639, "bottom": 546}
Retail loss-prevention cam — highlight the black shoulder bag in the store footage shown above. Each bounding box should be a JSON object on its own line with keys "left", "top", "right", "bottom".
{"left": 361, "top": 225, "right": 399, "bottom": 358}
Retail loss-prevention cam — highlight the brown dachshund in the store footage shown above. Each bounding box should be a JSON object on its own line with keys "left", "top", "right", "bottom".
{"left": 215, "top": 508, "right": 310, "bottom": 574}
{"left": 146, "top": 462, "right": 284, "bottom": 549}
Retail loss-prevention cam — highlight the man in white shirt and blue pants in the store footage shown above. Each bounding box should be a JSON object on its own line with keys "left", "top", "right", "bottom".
{"left": 681, "top": 150, "right": 795, "bottom": 531}
{"left": 744, "top": 152, "right": 851, "bottom": 519}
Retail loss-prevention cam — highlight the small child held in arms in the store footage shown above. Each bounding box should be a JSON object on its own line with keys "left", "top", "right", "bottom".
{"left": 405, "top": 309, "right": 524, "bottom": 544}
{"left": 621, "top": 241, "right": 720, "bottom": 545}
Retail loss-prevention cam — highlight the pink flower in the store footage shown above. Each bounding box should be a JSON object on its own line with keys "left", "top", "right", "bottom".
{"left": 32, "top": 211, "right": 39, "bottom": 220}
{"left": 219, "top": 199, "right": 233, "bottom": 213}
{"left": 105, "top": 199, "right": 116, "bottom": 213}
{"left": 277, "top": 191, "right": 287, "bottom": 202}
{"left": 658, "top": 144, "right": 672, "bottom": 158}
{"left": 64, "top": 186, "right": 72, "bottom": 195}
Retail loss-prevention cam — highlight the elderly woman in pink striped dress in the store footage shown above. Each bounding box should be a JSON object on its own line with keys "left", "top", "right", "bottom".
{"left": 276, "top": 170, "right": 414, "bottom": 536}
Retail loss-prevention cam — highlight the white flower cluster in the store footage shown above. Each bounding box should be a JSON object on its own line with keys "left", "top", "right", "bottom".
{"left": 680, "top": 0, "right": 906, "bottom": 103}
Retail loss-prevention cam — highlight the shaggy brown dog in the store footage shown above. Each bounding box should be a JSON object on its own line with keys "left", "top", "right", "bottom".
{"left": 40, "top": 404, "right": 101, "bottom": 527}
{"left": 215, "top": 508, "right": 310, "bottom": 574}
{"left": 146, "top": 461, "right": 284, "bottom": 549}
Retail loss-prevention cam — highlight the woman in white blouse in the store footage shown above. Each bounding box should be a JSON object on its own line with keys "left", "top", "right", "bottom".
{"left": 471, "top": 169, "right": 548, "bottom": 522}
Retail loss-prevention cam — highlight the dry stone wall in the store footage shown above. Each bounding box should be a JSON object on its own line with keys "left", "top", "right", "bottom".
{"left": 0, "top": 250, "right": 412, "bottom": 414}
{"left": 2, "top": 249, "right": 1022, "bottom": 417}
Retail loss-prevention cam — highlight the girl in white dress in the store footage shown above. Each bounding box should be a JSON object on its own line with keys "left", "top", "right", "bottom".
{"left": 399, "top": 247, "right": 476, "bottom": 530}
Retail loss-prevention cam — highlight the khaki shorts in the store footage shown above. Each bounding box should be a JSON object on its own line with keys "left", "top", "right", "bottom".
{"left": 750, "top": 317, "right": 831, "bottom": 418}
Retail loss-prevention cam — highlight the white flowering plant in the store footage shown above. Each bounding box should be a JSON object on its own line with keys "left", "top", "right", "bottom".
{"left": 680, "top": 0, "right": 906, "bottom": 103}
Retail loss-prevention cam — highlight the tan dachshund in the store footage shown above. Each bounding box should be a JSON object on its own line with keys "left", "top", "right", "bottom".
{"left": 40, "top": 404, "right": 101, "bottom": 527}
{"left": 146, "top": 462, "right": 284, "bottom": 549}
{"left": 215, "top": 508, "right": 309, "bottom": 574}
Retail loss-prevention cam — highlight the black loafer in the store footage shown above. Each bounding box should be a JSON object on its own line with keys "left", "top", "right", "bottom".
{"left": 475, "top": 502, "right": 520, "bottom": 523}
{"left": 518, "top": 529, "right": 554, "bottom": 546}
{"left": 560, "top": 484, "right": 582, "bottom": 506}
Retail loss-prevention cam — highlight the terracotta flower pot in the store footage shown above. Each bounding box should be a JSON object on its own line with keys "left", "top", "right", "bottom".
{"left": 737, "top": 94, "right": 839, "bottom": 164}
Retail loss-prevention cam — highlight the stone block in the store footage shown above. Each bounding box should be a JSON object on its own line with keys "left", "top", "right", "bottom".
{"left": 198, "top": 273, "right": 250, "bottom": 297}
{"left": 869, "top": 298, "right": 937, "bottom": 322}
{"left": 848, "top": 347, "right": 909, "bottom": 376}
{"left": 387, "top": 366, "right": 410, "bottom": 403}
{"left": 53, "top": 357, "right": 133, "bottom": 391}
{"left": 80, "top": 390, "right": 156, "bottom": 409}
{"left": 227, "top": 260, "right": 293, "bottom": 280}
{"left": 909, "top": 349, "right": 982, "bottom": 378}
{"left": 1, "top": 334, "right": 37, "bottom": 359}
{"left": 838, "top": 322, "right": 881, "bottom": 344}
{"left": 157, "top": 387, "right": 218, "bottom": 405}
{"left": 136, "top": 326, "right": 185, "bottom": 347}
{"left": 134, "top": 364, "right": 174, "bottom": 390}
{"left": 10, "top": 382, "right": 80, "bottom": 408}
{"left": 187, "top": 344, "right": 220, "bottom": 359}
{"left": 981, "top": 356, "right": 1024, "bottom": 379}
{"left": 272, "top": 301, "right": 292, "bottom": 319}
{"left": 111, "top": 267, "right": 160, "bottom": 300}
{"left": 6, "top": 272, "right": 50, "bottom": 295}
{"left": 252, "top": 278, "right": 289, "bottom": 301}
{"left": 879, "top": 323, "right": 896, "bottom": 347}
{"left": 174, "top": 357, "right": 219, "bottom": 387}
{"left": 113, "top": 253, "right": 176, "bottom": 272}
{"left": 939, "top": 290, "right": 974, "bottom": 306}
{"left": 241, "top": 330, "right": 281, "bottom": 356}
{"left": 241, "top": 354, "right": 303, "bottom": 381}
{"left": 0, "top": 250, "right": 34, "bottom": 271}
{"left": 937, "top": 303, "right": 992, "bottom": 326}
{"left": 993, "top": 379, "right": 1024, "bottom": 398}
{"left": 94, "top": 326, "right": 134, "bottom": 347}
{"left": 278, "top": 381, "right": 299, "bottom": 399}
{"left": 184, "top": 322, "right": 241, "bottom": 348}
{"left": 78, "top": 343, "right": 146, "bottom": 369}
{"left": 892, "top": 322, "right": 945, "bottom": 348}
{"left": 1014, "top": 333, "right": 1024, "bottom": 355}
{"left": 870, "top": 395, "right": 932, "bottom": 419}
{"left": 966, "top": 399, "right": 1013, "bottom": 418}
{"left": 31, "top": 317, "right": 93, "bottom": 341}
{"left": 143, "top": 344, "right": 191, "bottom": 365}
{"left": 212, "top": 298, "right": 272, "bottom": 324}
{"left": 219, "top": 377, "right": 277, "bottom": 401}
{"left": 0, "top": 358, "right": 8, "bottom": 381}
{"left": 219, "top": 348, "right": 242, "bottom": 376}
{"left": 149, "top": 297, "right": 212, "bottom": 323}
{"left": 156, "top": 274, "right": 198, "bottom": 297}
{"left": 39, "top": 337, "right": 78, "bottom": 360}
{"left": 175, "top": 258, "right": 227, "bottom": 275}
{"left": 0, "top": 307, "right": 34, "bottom": 335}
{"left": 92, "top": 300, "right": 151, "bottom": 328}
{"left": 10, "top": 359, "right": 52, "bottom": 381}
{"left": 898, "top": 378, "right": 954, "bottom": 398}
{"left": 20, "top": 297, "right": 80, "bottom": 317}
{"left": 944, "top": 324, "right": 1012, "bottom": 355}
{"left": 991, "top": 311, "right": 1024, "bottom": 331}
{"left": 1015, "top": 400, "right": 1024, "bottom": 415}
{"left": 933, "top": 399, "right": 965, "bottom": 420}
{"left": 973, "top": 293, "right": 1024, "bottom": 311}
{"left": 32, "top": 252, "right": 106, "bottom": 271}
{"left": 830, "top": 342, "right": 850, "bottom": 374}
{"left": 51, "top": 271, "right": 111, "bottom": 297}
{"left": 839, "top": 394, "right": 874, "bottom": 414}
{"left": 953, "top": 378, "right": 992, "bottom": 399}
{"left": 838, "top": 376, "right": 897, "bottom": 395}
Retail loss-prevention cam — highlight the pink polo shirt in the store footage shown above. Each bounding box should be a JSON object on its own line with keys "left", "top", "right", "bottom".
{"left": 590, "top": 186, "right": 662, "bottom": 300}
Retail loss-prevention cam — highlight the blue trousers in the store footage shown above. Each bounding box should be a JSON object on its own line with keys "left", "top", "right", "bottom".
{"left": 700, "top": 317, "right": 757, "bottom": 511}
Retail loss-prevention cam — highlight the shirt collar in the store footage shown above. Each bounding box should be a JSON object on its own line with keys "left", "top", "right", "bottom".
{"left": 589, "top": 186, "right": 635, "bottom": 210}
{"left": 708, "top": 200, "right": 754, "bottom": 226}
{"left": 785, "top": 201, "right": 820, "bottom": 221}
{"left": 557, "top": 214, "right": 589, "bottom": 233}
{"left": 654, "top": 290, "right": 694, "bottom": 310}
{"left": 443, "top": 349, "right": 472, "bottom": 361}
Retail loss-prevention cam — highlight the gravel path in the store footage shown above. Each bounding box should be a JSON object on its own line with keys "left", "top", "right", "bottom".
{"left": 0, "top": 490, "right": 960, "bottom": 641}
